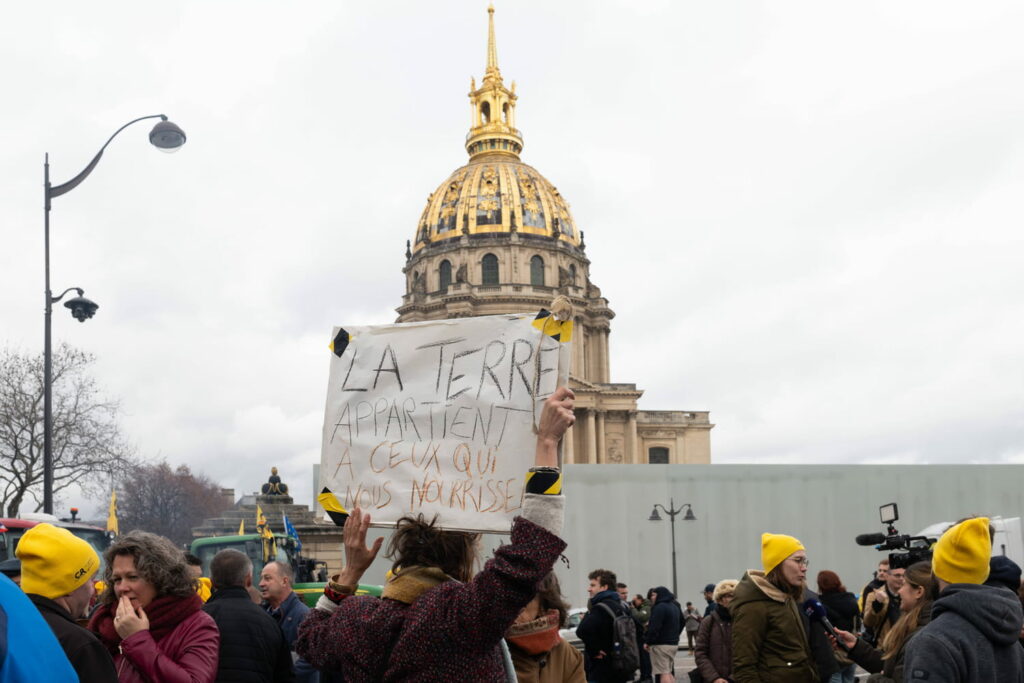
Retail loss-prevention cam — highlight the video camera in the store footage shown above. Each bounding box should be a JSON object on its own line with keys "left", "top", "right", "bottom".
{"left": 855, "top": 503, "right": 936, "bottom": 570}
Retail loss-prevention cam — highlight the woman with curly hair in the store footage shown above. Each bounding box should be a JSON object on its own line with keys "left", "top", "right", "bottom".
{"left": 832, "top": 561, "right": 936, "bottom": 683}
{"left": 88, "top": 530, "right": 220, "bottom": 682}
{"left": 693, "top": 579, "right": 736, "bottom": 683}
{"left": 297, "top": 387, "right": 576, "bottom": 682}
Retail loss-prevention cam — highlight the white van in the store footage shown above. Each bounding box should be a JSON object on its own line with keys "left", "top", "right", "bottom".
{"left": 916, "top": 516, "right": 1023, "bottom": 568}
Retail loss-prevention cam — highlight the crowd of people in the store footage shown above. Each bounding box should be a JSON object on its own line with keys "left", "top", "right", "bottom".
{"left": 0, "top": 386, "right": 1022, "bottom": 682}
{"left": 574, "top": 523, "right": 1024, "bottom": 683}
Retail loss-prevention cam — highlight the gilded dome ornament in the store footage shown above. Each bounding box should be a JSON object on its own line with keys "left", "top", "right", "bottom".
{"left": 410, "top": 5, "right": 580, "bottom": 254}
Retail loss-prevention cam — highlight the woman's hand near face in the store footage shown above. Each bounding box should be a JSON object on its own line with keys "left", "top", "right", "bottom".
{"left": 114, "top": 595, "right": 150, "bottom": 639}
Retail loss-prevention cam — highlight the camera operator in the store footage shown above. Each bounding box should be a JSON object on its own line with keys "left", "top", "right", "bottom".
{"left": 857, "top": 559, "right": 888, "bottom": 614}
{"left": 861, "top": 562, "right": 903, "bottom": 646}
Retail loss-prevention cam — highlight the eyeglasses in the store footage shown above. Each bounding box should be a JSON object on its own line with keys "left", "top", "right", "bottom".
{"left": 789, "top": 557, "right": 810, "bottom": 567}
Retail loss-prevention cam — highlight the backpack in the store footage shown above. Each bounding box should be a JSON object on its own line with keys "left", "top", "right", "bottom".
{"left": 596, "top": 601, "right": 640, "bottom": 677}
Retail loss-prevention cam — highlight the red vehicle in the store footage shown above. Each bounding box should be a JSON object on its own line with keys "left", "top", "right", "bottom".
{"left": 0, "top": 510, "right": 113, "bottom": 570}
{"left": 0, "top": 518, "right": 40, "bottom": 560}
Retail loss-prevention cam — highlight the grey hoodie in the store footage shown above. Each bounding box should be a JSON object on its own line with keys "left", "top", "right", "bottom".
{"left": 903, "top": 583, "right": 1024, "bottom": 682}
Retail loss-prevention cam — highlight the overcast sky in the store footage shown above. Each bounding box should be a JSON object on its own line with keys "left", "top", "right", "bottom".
{"left": 3, "top": 1, "right": 1023, "bottom": 517}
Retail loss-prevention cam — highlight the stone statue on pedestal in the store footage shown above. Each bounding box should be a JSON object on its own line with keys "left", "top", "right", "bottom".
{"left": 261, "top": 467, "right": 289, "bottom": 496}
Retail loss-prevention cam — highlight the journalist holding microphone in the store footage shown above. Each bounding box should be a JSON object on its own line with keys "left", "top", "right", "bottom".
{"left": 830, "top": 560, "right": 935, "bottom": 683}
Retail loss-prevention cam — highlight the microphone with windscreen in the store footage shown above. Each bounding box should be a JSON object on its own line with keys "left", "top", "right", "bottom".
{"left": 802, "top": 599, "right": 851, "bottom": 652}
{"left": 855, "top": 532, "right": 886, "bottom": 546}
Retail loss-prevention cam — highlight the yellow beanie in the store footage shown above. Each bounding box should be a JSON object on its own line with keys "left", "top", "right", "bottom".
{"left": 932, "top": 517, "right": 991, "bottom": 585}
{"left": 761, "top": 533, "right": 805, "bottom": 574}
{"left": 16, "top": 523, "right": 99, "bottom": 599}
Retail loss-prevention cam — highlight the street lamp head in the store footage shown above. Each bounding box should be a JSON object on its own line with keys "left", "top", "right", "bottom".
{"left": 149, "top": 119, "right": 187, "bottom": 153}
{"left": 648, "top": 507, "right": 663, "bottom": 522}
{"left": 64, "top": 295, "right": 98, "bottom": 322}
{"left": 683, "top": 505, "right": 697, "bottom": 522}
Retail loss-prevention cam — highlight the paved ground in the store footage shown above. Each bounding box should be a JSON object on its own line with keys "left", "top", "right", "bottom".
{"left": 665, "top": 648, "right": 867, "bottom": 681}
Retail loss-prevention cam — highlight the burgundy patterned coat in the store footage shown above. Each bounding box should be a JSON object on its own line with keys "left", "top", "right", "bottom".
{"left": 296, "top": 516, "right": 566, "bottom": 682}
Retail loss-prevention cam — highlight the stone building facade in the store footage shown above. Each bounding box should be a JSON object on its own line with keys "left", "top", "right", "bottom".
{"left": 396, "top": 7, "right": 712, "bottom": 465}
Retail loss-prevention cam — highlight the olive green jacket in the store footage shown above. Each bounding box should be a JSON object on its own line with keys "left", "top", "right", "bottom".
{"left": 730, "top": 570, "right": 819, "bottom": 683}
{"left": 630, "top": 599, "right": 651, "bottom": 627}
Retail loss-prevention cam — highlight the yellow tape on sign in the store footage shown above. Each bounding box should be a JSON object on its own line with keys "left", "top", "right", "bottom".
{"left": 532, "top": 310, "right": 573, "bottom": 342}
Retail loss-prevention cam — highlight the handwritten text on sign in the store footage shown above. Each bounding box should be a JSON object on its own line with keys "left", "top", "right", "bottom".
{"left": 320, "top": 313, "right": 570, "bottom": 532}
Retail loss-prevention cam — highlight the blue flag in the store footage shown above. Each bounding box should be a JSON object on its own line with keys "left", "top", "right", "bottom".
{"left": 283, "top": 514, "right": 301, "bottom": 552}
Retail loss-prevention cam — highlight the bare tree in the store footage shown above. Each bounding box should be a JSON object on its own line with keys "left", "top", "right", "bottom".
{"left": 0, "top": 344, "right": 135, "bottom": 517}
{"left": 117, "top": 461, "right": 225, "bottom": 546}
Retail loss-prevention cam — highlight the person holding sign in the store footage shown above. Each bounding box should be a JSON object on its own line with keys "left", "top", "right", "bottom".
{"left": 297, "top": 386, "right": 576, "bottom": 682}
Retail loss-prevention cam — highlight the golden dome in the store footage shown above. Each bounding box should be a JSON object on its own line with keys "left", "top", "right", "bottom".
{"left": 412, "top": 6, "right": 581, "bottom": 254}
{"left": 414, "top": 157, "right": 580, "bottom": 252}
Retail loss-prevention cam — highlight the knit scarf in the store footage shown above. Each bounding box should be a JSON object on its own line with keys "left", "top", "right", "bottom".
{"left": 89, "top": 593, "right": 203, "bottom": 656}
{"left": 505, "top": 609, "right": 562, "bottom": 655}
{"left": 381, "top": 566, "right": 452, "bottom": 604}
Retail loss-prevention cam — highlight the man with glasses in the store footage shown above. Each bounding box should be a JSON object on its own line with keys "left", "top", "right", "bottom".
{"left": 862, "top": 561, "right": 904, "bottom": 647}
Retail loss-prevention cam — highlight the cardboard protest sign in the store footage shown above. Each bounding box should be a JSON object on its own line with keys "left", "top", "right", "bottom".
{"left": 320, "top": 311, "right": 572, "bottom": 533}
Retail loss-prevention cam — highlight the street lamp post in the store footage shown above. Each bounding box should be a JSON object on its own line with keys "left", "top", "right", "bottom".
{"left": 42, "top": 114, "right": 186, "bottom": 514}
{"left": 648, "top": 498, "right": 696, "bottom": 597}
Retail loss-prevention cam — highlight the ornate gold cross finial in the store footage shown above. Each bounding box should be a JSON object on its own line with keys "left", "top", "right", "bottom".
{"left": 485, "top": 3, "right": 501, "bottom": 83}
{"left": 465, "top": 4, "right": 523, "bottom": 160}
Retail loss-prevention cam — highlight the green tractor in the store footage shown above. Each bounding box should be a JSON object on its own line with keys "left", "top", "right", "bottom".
{"left": 189, "top": 533, "right": 380, "bottom": 607}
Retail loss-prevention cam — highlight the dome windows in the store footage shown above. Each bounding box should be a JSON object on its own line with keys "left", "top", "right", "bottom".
{"left": 481, "top": 253, "right": 499, "bottom": 285}
{"left": 530, "top": 255, "right": 544, "bottom": 286}
{"left": 480, "top": 101, "right": 491, "bottom": 125}
{"left": 439, "top": 260, "right": 452, "bottom": 292}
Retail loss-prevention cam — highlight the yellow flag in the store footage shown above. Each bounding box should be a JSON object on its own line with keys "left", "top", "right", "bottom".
{"left": 238, "top": 519, "right": 245, "bottom": 535}
{"left": 256, "top": 505, "right": 273, "bottom": 540}
{"left": 106, "top": 490, "right": 118, "bottom": 536}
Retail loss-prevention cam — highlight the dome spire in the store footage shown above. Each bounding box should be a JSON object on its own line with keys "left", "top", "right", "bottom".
{"left": 466, "top": 4, "right": 523, "bottom": 160}
{"left": 485, "top": 4, "right": 501, "bottom": 85}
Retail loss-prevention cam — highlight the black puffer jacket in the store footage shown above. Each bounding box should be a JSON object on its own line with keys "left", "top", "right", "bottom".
{"left": 203, "top": 585, "right": 295, "bottom": 682}
{"left": 645, "top": 586, "right": 683, "bottom": 646}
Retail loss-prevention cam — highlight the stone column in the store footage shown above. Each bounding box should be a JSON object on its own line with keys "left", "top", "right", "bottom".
{"left": 675, "top": 432, "right": 686, "bottom": 464}
{"left": 627, "top": 412, "right": 638, "bottom": 463}
{"left": 599, "top": 328, "right": 610, "bottom": 382}
{"left": 573, "top": 319, "right": 585, "bottom": 380}
{"left": 586, "top": 410, "right": 597, "bottom": 464}
{"left": 595, "top": 411, "right": 606, "bottom": 463}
